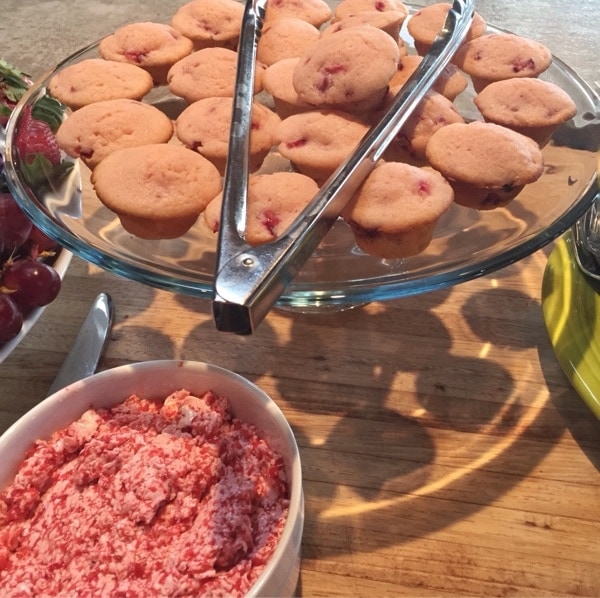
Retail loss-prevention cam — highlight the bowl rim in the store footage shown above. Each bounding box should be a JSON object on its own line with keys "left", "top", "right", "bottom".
{"left": 0, "top": 359, "right": 304, "bottom": 596}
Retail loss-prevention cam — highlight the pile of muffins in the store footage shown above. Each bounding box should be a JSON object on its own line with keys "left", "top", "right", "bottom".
{"left": 47, "top": 0, "right": 577, "bottom": 259}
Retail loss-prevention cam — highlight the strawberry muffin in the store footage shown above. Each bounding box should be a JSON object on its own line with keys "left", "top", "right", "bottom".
{"left": 262, "top": 58, "right": 314, "bottom": 119}
{"left": 204, "top": 172, "right": 319, "bottom": 245}
{"left": 388, "top": 54, "right": 468, "bottom": 102}
{"left": 385, "top": 91, "right": 465, "bottom": 161}
{"left": 47, "top": 59, "right": 154, "bottom": 110}
{"left": 98, "top": 22, "right": 193, "bottom": 85}
{"left": 175, "top": 97, "right": 281, "bottom": 175}
{"left": 332, "top": 0, "right": 409, "bottom": 23}
{"left": 453, "top": 33, "right": 553, "bottom": 92}
{"left": 91, "top": 144, "right": 222, "bottom": 239}
{"left": 321, "top": 10, "right": 407, "bottom": 41}
{"left": 264, "top": 0, "right": 332, "bottom": 28}
{"left": 407, "top": 2, "right": 487, "bottom": 55}
{"left": 275, "top": 109, "right": 370, "bottom": 184}
{"left": 167, "top": 47, "right": 263, "bottom": 102}
{"left": 425, "top": 121, "right": 545, "bottom": 210}
{"left": 342, "top": 161, "right": 454, "bottom": 259}
{"left": 170, "top": 0, "right": 245, "bottom": 50}
{"left": 257, "top": 18, "right": 321, "bottom": 67}
{"left": 473, "top": 77, "right": 577, "bottom": 147}
{"left": 55, "top": 99, "right": 174, "bottom": 169}
{"left": 292, "top": 27, "right": 400, "bottom": 115}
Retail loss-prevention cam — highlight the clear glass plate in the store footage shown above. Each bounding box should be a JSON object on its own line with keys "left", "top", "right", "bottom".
{"left": 3, "top": 16, "right": 599, "bottom": 310}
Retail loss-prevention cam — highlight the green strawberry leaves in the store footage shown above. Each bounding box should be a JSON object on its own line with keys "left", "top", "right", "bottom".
{"left": 31, "top": 96, "right": 64, "bottom": 133}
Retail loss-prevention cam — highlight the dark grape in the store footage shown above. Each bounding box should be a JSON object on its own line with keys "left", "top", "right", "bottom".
{"left": 1, "top": 259, "right": 61, "bottom": 309}
{"left": 25, "top": 225, "right": 59, "bottom": 253}
{"left": 0, "top": 192, "right": 33, "bottom": 256}
{"left": 0, "top": 294, "right": 24, "bottom": 344}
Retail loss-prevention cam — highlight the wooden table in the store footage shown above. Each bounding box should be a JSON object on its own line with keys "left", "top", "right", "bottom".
{"left": 2, "top": 0, "right": 599, "bottom": 595}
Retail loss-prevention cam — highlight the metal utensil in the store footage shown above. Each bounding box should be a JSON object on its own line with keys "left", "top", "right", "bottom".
{"left": 212, "top": 0, "right": 475, "bottom": 334}
{"left": 573, "top": 193, "right": 600, "bottom": 282}
{"left": 568, "top": 80, "right": 600, "bottom": 283}
{"left": 47, "top": 292, "right": 114, "bottom": 395}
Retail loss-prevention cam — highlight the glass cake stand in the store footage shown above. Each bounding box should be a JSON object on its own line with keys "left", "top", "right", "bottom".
{"left": 4, "top": 18, "right": 599, "bottom": 311}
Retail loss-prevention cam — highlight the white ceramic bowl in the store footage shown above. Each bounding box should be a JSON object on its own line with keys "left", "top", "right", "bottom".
{"left": 0, "top": 360, "right": 304, "bottom": 597}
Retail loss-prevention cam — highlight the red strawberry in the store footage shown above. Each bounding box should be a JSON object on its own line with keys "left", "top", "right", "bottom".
{"left": 15, "top": 105, "right": 61, "bottom": 166}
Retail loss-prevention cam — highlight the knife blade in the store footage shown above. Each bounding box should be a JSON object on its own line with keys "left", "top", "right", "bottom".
{"left": 47, "top": 292, "right": 114, "bottom": 396}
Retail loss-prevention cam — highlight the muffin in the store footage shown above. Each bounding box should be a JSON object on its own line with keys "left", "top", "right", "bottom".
{"left": 453, "top": 33, "right": 553, "bottom": 93}
{"left": 473, "top": 77, "right": 577, "bottom": 147}
{"left": 385, "top": 91, "right": 465, "bottom": 161}
{"left": 321, "top": 9, "right": 407, "bottom": 40}
{"left": 388, "top": 54, "right": 468, "bottom": 102}
{"left": 204, "top": 172, "right": 319, "bottom": 245}
{"left": 292, "top": 27, "right": 400, "bottom": 115}
{"left": 262, "top": 58, "right": 314, "bottom": 119}
{"left": 47, "top": 59, "right": 154, "bottom": 110}
{"left": 333, "top": 0, "right": 409, "bottom": 23}
{"left": 167, "top": 47, "right": 263, "bottom": 102}
{"left": 342, "top": 161, "right": 454, "bottom": 259}
{"left": 264, "top": 0, "right": 332, "bottom": 28}
{"left": 55, "top": 99, "right": 174, "bottom": 169}
{"left": 407, "top": 2, "right": 487, "bottom": 55}
{"left": 257, "top": 18, "right": 321, "bottom": 67}
{"left": 170, "top": 0, "right": 244, "bottom": 50}
{"left": 275, "top": 109, "right": 370, "bottom": 184}
{"left": 175, "top": 97, "right": 281, "bottom": 175}
{"left": 91, "top": 144, "right": 222, "bottom": 240}
{"left": 98, "top": 22, "right": 193, "bottom": 85}
{"left": 425, "top": 121, "right": 545, "bottom": 210}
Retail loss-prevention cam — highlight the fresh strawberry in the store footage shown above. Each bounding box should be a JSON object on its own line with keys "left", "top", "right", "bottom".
{"left": 0, "top": 61, "right": 70, "bottom": 189}
{"left": 15, "top": 105, "right": 61, "bottom": 166}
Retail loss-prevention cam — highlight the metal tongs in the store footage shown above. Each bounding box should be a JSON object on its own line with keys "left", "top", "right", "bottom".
{"left": 213, "top": 0, "right": 475, "bottom": 334}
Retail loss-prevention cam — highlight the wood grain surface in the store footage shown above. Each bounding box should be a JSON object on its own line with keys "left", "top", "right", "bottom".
{"left": 1, "top": 1, "right": 599, "bottom": 595}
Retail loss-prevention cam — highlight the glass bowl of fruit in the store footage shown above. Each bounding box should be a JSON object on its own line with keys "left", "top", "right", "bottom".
{"left": 0, "top": 61, "right": 71, "bottom": 362}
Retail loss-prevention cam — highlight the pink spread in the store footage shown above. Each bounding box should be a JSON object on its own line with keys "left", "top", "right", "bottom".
{"left": 0, "top": 390, "right": 289, "bottom": 596}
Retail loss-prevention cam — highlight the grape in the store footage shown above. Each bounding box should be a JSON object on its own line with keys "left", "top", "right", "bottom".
{"left": 1, "top": 259, "right": 61, "bottom": 309}
{"left": 0, "top": 192, "right": 33, "bottom": 257}
{"left": 25, "top": 225, "right": 59, "bottom": 253}
{"left": 0, "top": 294, "right": 24, "bottom": 344}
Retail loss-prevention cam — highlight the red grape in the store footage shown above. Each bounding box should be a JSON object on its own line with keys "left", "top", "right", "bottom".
{"left": 25, "top": 225, "right": 59, "bottom": 253}
{"left": 0, "top": 192, "right": 33, "bottom": 256}
{"left": 1, "top": 259, "right": 61, "bottom": 309}
{"left": 0, "top": 294, "right": 24, "bottom": 344}
{"left": 0, "top": 175, "right": 63, "bottom": 347}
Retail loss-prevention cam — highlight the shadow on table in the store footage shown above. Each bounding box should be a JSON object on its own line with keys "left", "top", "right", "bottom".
{"left": 538, "top": 350, "right": 600, "bottom": 471}
{"left": 180, "top": 276, "right": 568, "bottom": 560}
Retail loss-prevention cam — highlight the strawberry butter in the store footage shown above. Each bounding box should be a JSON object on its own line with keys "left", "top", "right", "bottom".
{"left": 0, "top": 390, "right": 289, "bottom": 596}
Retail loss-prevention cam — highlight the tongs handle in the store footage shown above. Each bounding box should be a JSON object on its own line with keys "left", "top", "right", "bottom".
{"left": 213, "top": 0, "right": 475, "bottom": 334}
{"left": 218, "top": 0, "right": 267, "bottom": 253}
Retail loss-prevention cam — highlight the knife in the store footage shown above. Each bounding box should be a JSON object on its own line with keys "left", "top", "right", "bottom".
{"left": 47, "top": 292, "right": 114, "bottom": 396}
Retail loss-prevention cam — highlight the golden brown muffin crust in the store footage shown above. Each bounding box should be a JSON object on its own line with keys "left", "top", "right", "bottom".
{"left": 48, "top": 59, "right": 154, "bottom": 110}
{"left": 56, "top": 99, "right": 174, "bottom": 169}
{"left": 425, "top": 121, "right": 544, "bottom": 187}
